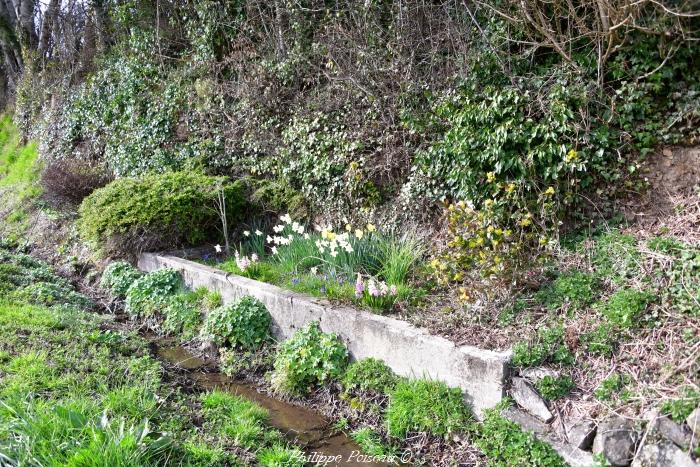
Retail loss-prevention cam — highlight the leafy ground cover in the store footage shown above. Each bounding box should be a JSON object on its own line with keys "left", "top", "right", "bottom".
{"left": 0, "top": 245, "right": 306, "bottom": 466}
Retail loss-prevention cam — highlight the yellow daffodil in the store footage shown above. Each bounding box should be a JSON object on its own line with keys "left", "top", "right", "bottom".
{"left": 484, "top": 199, "right": 494, "bottom": 208}
{"left": 486, "top": 172, "right": 496, "bottom": 182}
{"left": 566, "top": 149, "right": 578, "bottom": 163}
{"left": 345, "top": 223, "right": 352, "bottom": 231}
{"left": 366, "top": 223, "right": 376, "bottom": 232}
{"left": 506, "top": 183, "right": 516, "bottom": 193}
{"left": 355, "top": 229, "right": 364, "bottom": 239}
{"left": 544, "top": 186, "right": 555, "bottom": 196}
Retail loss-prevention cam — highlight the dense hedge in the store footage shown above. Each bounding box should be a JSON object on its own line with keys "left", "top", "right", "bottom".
{"left": 78, "top": 171, "right": 246, "bottom": 256}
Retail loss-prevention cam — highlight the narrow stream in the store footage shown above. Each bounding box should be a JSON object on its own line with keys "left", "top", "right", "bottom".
{"left": 155, "top": 344, "right": 391, "bottom": 466}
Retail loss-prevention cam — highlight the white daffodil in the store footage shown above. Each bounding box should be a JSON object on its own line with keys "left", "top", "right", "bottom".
{"left": 330, "top": 250, "right": 338, "bottom": 258}
{"left": 214, "top": 244, "right": 222, "bottom": 253}
{"left": 266, "top": 235, "right": 273, "bottom": 243}
{"left": 280, "top": 213, "right": 292, "bottom": 224}
{"left": 255, "top": 230, "right": 263, "bottom": 236}
{"left": 304, "top": 233, "right": 310, "bottom": 239}
{"left": 271, "top": 246, "right": 278, "bottom": 254}
{"left": 243, "top": 230, "right": 250, "bottom": 237}
{"left": 310, "top": 266, "right": 318, "bottom": 275}
{"left": 273, "top": 225, "right": 284, "bottom": 233}
{"left": 355, "top": 229, "right": 364, "bottom": 239}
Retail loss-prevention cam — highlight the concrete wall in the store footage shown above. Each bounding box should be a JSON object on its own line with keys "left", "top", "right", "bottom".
{"left": 138, "top": 253, "right": 511, "bottom": 416}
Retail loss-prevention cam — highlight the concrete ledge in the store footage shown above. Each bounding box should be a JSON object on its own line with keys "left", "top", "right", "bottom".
{"left": 138, "top": 252, "right": 511, "bottom": 416}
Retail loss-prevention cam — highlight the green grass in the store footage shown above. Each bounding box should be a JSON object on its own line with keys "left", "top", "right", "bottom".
{"left": 385, "top": 379, "right": 472, "bottom": 439}
{"left": 350, "top": 427, "right": 398, "bottom": 457}
{"left": 0, "top": 246, "right": 305, "bottom": 465}
{"left": 0, "top": 114, "right": 40, "bottom": 199}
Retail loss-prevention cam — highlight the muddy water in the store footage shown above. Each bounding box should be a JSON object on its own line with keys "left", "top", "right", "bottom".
{"left": 156, "top": 344, "right": 391, "bottom": 466}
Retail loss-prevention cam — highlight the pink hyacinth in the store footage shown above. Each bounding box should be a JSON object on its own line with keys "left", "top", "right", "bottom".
{"left": 355, "top": 273, "right": 364, "bottom": 298}
{"left": 368, "top": 279, "right": 381, "bottom": 297}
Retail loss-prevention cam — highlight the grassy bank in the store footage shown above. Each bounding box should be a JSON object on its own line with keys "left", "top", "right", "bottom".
{"left": 0, "top": 246, "right": 305, "bottom": 466}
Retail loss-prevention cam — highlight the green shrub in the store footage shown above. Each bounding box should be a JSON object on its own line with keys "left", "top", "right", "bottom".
{"left": 512, "top": 326, "right": 574, "bottom": 368}
{"left": 342, "top": 358, "right": 398, "bottom": 394}
{"left": 475, "top": 405, "right": 565, "bottom": 466}
{"left": 199, "top": 296, "right": 272, "bottom": 350}
{"left": 271, "top": 321, "right": 348, "bottom": 394}
{"left": 125, "top": 269, "right": 183, "bottom": 318}
{"left": 161, "top": 295, "right": 201, "bottom": 340}
{"left": 385, "top": 379, "right": 471, "bottom": 439}
{"left": 534, "top": 375, "right": 574, "bottom": 401}
{"left": 78, "top": 171, "right": 246, "bottom": 255}
{"left": 12, "top": 282, "right": 93, "bottom": 310}
{"left": 600, "top": 289, "right": 652, "bottom": 328}
{"left": 101, "top": 261, "right": 142, "bottom": 298}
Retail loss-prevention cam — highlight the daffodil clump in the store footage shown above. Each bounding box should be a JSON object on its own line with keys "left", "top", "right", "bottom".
{"left": 431, "top": 160, "right": 579, "bottom": 297}
{"left": 220, "top": 213, "right": 419, "bottom": 313}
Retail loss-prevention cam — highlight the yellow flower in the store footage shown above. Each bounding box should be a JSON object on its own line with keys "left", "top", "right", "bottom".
{"left": 484, "top": 199, "right": 494, "bottom": 208}
{"left": 539, "top": 236, "right": 549, "bottom": 246}
{"left": 327, "top": 231, "right": 337, "bottom": 241}
{"left": 520, "top": 218, "right": 532, "bottom": 227}
{"left": 566, "top": 149, "right": 578, "bottom": 163}
{"left": 345, "top": 223, "right": 352, "bottom": 231}
{"left": 544, "top": 186, "right": 555, "bottom": 196}
{"left": 506, "top": 183, "right": 516, "bottom": 193}
{"left": 486, "top": 172, "right": 496, "bottom": 182}
{"left": 366, "top": 223, "right": 376, "bottom": 232}
{"left": 453, "top": 272, "right": 464, "bottom": 281}
{"left": 458, "top": 287, "right": 470, "bottom": 302}
{"left": 355, "top": 229, "right": 364, "bottom": 239}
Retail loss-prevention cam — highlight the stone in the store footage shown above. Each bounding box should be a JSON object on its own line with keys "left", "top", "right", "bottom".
{"left": 566, "top": 419, "right": 597, "bottom": 450}
{"left": 593, "top": 416, "right": 639, "bottom": 467}
{"left": 511, "top": 377, "right": 553, "bottom": 422}
{"left": 521, "top": 367, "right": 560, "bottom": 382}
{"left": 631, "top": 441, "right": 696, "bottom": 467}
{"left": 650, "top": 416, "right": 694, "bottom": 451}
{"left": 502, "top": 407, "right": 549, "bottom": 434}
{"left": 662, "top": 148, "right": 673, "bottom": 157}
{"left": 138, "top": 252, "right": 512, "bottom": 417}
{"left": 687, "top": 408, "right": 700, "bottom": 435}
{"left": 540, "top": 433, "right": 595, "bottom": 467}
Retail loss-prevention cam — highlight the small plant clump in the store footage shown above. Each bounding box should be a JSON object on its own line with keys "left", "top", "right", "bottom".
{"left": 474, "top": 404, "right": 565, "bottom": 466}
{"left": 385, "top": 379, "right": 472, "bottom": 439}
{"left": 660, "top": 388, "right": 700, "bottom": 423}
{"left": 594, "top": 373, "right": 632, "bottom": 402}
{"left": 341, "top": 358, "right": 398, "bottom": 395}
{"left": 534, "top": 375, "right": 575, "bottom": 401}
{"left": 199, "top": 296, "right": 272, "bottom": 350}
{"left": 599, "top": 289, "right": 652, "bottom": 329}
{"left": 100, "top": 261, "right": 142, "bottom": 298}
{"left": 512, "top": 326, "right": 574, "bottom": 368}
{"left": 271, "top": 321, "right": 348, "bottom": 394}
{"left": 125, "top": 268, "right": 183, "bottom": 318}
